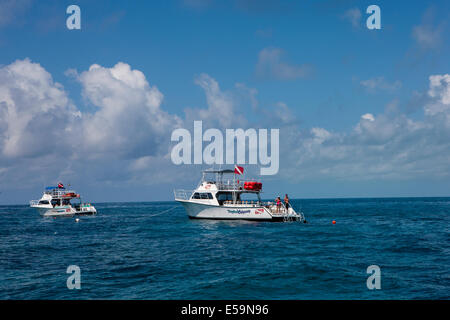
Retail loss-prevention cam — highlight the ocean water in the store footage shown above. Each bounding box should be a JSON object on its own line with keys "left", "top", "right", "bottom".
{"left": 0, "top": 198, "right": 448, "bottom": 300}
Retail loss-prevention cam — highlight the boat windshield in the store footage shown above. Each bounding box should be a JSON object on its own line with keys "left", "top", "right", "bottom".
{"left": 50, "top": 198, "right": 71, "bottom": 207}
{"left": 215, "top": 191, "right": 261, "bottom": 206}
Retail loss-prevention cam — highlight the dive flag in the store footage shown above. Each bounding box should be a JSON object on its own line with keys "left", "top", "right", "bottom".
{"left": 58, "top": 182, "right": 64, "bottom": 188}
{"left": 234, "top": 165, "right": 244, "bottom": 175}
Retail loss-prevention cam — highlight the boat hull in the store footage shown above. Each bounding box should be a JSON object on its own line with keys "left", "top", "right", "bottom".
{"left": 178, "top": 200, "right": 288, "bottom": 221}
{"left": 31, "top": 205, "right": 96, "bottom": 217}
{"left": 188, "top": 215, "right": 285, "bottom": 222}
{"left": 74, "top": 206, "right": 97, "bottom": 215}
{"left": 34, "top": 206, "right": 75, "bottom": 217}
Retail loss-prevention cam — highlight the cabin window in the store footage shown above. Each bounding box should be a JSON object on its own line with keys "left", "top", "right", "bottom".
{"left": 39, "top": 200, "right": 50, "bottom": 205}
{"left": 216, "top": 192, "right": 234, "bottom": 205}
{"left": 216, "top": 192, "right": 233, "bottom": 201}
{"left": 193, "top": 192, "right": 213, "bottom": 200}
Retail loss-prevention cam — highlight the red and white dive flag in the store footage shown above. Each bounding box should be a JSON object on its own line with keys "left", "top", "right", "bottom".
{"left": 58, "top": 183, "right": 64, "bottom": 188}
{"left": 234, "top": 165, "right": 244, "bottom": 175}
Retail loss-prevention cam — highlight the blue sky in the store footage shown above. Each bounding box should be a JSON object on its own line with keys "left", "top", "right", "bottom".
{"left": 0, "top": 0, "right": 449, "bottom": 204}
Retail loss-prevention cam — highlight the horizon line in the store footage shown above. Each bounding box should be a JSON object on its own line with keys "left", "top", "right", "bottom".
{"left": 1, "top": 195, "right": 450, "bottom": 206}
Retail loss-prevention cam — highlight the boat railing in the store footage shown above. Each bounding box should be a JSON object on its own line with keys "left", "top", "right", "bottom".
{"left": 260, "top": 201, "right": 288, "bottom": 214}
{"left": 216, "top": 182, "right": 240, "bottom": 190}
{"left": 45, "top": 189, "right": 77, "bottom": 198}
{"left": 264, "top": 201, "right": 304, "bottom": 221}
{"left": 222, "top": 200, "right": 281, "bottom": 207}
{"left": 216, "top": 179, "right": 261, "bottom": 191}
{"left": 30, "top": 200, "right": 39, "bottom": 206}
{"left": 174, "top": 189, "right": 194, "bottom": 201}
{"left": 222, "top": 200, "right": 263, "bottom": 207}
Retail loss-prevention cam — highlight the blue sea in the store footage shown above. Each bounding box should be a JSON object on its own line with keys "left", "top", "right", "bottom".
{"left": 0, "top": 198, "right": 449, "bottom": 299}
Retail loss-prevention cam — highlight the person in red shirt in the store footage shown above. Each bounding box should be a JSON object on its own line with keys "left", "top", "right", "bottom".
{"left": 276, "top": 196, "right": 281, "bottom": 213}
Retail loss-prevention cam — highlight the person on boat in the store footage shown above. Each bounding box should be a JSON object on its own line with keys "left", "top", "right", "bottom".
{"left": 284, "top": 194, "right": 290, "bottom": 212}
{"left": 276, "top": 196, "right": 281, "bottom": 213}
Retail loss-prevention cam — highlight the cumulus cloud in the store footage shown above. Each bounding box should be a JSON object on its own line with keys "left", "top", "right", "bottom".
{"left": 0, "top": 59, "right": 182, "bottom": 190}
{"left": 0, "top": 59, "right": 260, "bottom": 194}
{"left": 1, "top": 58, "right": 450, "bottom": 200}
{"left": 256, "top": 47, "right": 312, "bottom": 80}
{"left": 0, "top": 58, "right": 79, "bottom": 159}
{"left": 184, "top": 73, "right": 246, "bottom": 128}
{"left": 77, "top": 62, "right": 181, "bottom": 158}
{"left": 425, "top": 74, "right": 450, "bottom": 115}
{"left": 279, "top": 74, "right": 450, "bottom": 182}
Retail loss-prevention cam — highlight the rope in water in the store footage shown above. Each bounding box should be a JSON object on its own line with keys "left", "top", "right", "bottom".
{"left": 147, "top": 206, "right": 179, "bottom": 217}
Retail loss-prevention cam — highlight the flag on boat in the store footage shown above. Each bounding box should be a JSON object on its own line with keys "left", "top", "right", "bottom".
{"left": 234, "top": 165, "right": 244, "bottom": 175}
{"left": 58, "top": 182, "right": 64, "bottom": 188}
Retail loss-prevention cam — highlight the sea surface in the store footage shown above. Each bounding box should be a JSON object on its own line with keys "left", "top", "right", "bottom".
{"left": 0, "top": 198, "right": 449, "bottom": 299}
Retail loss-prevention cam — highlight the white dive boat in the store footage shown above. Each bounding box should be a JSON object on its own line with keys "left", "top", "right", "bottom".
{"left": 30, "top": 183, "right": 96, "bottom": 217}
{"left": 174, "top": 168, "right": 305, "bottom": 222}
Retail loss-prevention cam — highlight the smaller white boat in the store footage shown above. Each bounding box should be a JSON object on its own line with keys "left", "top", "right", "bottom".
{"left": 30, "top": 183, "right": 96, "bottom": 217}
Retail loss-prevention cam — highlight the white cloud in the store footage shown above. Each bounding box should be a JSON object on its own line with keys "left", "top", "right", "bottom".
{"left": 0, "top": 58, "right": 79, "bottom": 159}
{"left": 412, "top": 8, "right": 445, "bottom": 50}
{"left": 0, "top": 59, "right": 182, "bottom": 190}
{"left": 1, "top": 58, "right": 450, "bottom": 200}
{"left": 361, "top": 113, "right": 375, "bottom": 121}
{"left": 279, "top": 74, "right": 450, "bottom": 182}
{"left": 360, "top": 77, "right": 402, "bottom": 93}
{"left": 412, "top": 25, "right": 443, "bottom": 49}
{"left": 311, "top": 127, "right": 331, "bottom": 143}
{"left": 0, "top": 60, "right": 260, "bottom": 193}
{"left": 256, "top": 47, "right": 312, "bottom": 80}
{"left": 342, "top": 8, "right": 362, "bottom": 28}
{"left": 273, "top": 102, "right": 296, "bottom": 125}
{"left": 425, "top": 74, "right": 450, "bottom": 115}
{"left": 77, "top": 62, "right": 181, "bottom": 158}
{"left": 184, "top": 73, "right": 246, "bottom": 128}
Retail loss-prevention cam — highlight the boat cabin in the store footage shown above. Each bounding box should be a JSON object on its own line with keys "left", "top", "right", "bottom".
{"left": 175, "top": 169, "right": 263, "bottom": 207}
